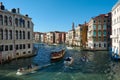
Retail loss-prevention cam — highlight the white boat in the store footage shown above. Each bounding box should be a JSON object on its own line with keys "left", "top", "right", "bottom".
{"left": 16, "top": 66, "right": 40, "bottom": 75}
{"left": 16, "top": 64, "right": 51, "bottom": 75}
{"left": 64, "top": 57, "right": 74, "bottom": 66}
{"left": 66, "top": 47, "right": 73, "bottom": 50}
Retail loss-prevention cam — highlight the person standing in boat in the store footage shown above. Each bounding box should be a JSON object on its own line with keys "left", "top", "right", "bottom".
{"left": 28, "top": 64, "right": 32, "bottom": 69}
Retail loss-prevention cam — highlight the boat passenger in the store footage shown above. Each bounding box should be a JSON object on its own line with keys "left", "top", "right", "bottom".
{"left": 28, "top": 64, "right": 32, "bottom": 69}
{"left": 18, "top": 67, "right": 24, "bottom": 72}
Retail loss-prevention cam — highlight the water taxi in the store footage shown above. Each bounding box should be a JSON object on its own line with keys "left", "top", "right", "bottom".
{"left": 64, "top": 57, "right": 74, "bottom": 66}
{"left": 51, "top": 48, "right": 65, "bottom": 62}
{"left": 16, "top": 65, "right": 40, "bottom": 75}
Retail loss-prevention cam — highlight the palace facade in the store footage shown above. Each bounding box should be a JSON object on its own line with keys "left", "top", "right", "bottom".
{"left": 0, "top": 2, "right": 34, "bottom": 63}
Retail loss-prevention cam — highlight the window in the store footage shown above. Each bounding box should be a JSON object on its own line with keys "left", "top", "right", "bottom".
{"left": 93, "top": 25, "right": 96, "bottom": 30}
{"left": 98, "top": 25, "right": 101, "bottom": 30}
{"left": 114, "top": 10, "right": 116, "bottom": 15}
{"left": 93, "top": 37, "right": 96, "bottom": 41}
{"left": 16, "top": 30, "right": 18, "bottom": 39}
{"left": 98, "top": 31, "right": 101, "bottom": 36}
{"left": 9, "top": 45, "right": 13, "bottom": 50}
{"left": 0, "top": 45, "right": 4, "bottom": 51}
{"left": 103, "top": 25, "right": 106, "bottom": 30}
{"left": 27, "top": 31, "right": 30, "bottom": 39}
{"left": 98, "top": 37, "right": 101, "bottom": 41}
{"left": 19, "top": 18, "right": 22, "bottom": 27}
{"left": 99, "top": 43, "right": 101, "bottom": 47}
{"left": 23, "top": 19, "right": 25, "bottom": 27}
{"left": 16, "top": 45, "right": 19, "bottom": 50}
{"left": 16, "top": 53, "right": 19, "bottom": 55}
{"left": 104, "top": 43, "right": 106, "bottom": 47}
{"left": 4, "top": 16, "right": 8, "bottom": 26}
{"left": 15, "top": 18, "right": 18, "bottom": 26}
{"left": 28, "top": 44, "right": 31, "bottom": 48}
{"left": 104, "top": 37, "right": 106, "bottom": 41}
{"left": 114, "top": 29, "right": 116, "bottom": 35}
{"left": 23, "top": 52, "right": 26, "bottom": 54}
{"left": 5, "top": 29, "right": 8, "bottom": 40}
{"left": 103, "top": 30, "right": 106, "bottom": 36}
{"left": 28, "top": 51, "right": 31, "bottom": 53}
{"left": 0, "top": 15, "right": 3, "bottom": 25}
{"left": 5, "top": 45, "right": 8, "bottom": 51}
{"left": 93, "top": 31, "right": 96, "bottom": 36}
{"left": 20, "top": 44, "right": 22, "bottom": 49}
{"left": 19, "top": 31, "right": 22, "bottom": 39}
{"left": 27, "top": 21, "right": 30, "bottom": 28}
{"left": 9, "top": 30, "right": 12, "bottom": 40}
{"left": 9, "top": 16, "right": 12, "bottom": 26}
{"left": 0, "top": 29, "right": 3, "bottom": 40}
{"left": 104, "top": 20, "right": 106, "bottom": 23}
{"left": 23, "top": 31, "right": 25, "bottom": 39}
{"left": 114, "top": 19, "right": 116, "bottom": 24}
{"left": 23, "top": 44, "right": 25, "bottom": 49}
{"left": 94, "top": 43, "right": 96, "bottom": 47}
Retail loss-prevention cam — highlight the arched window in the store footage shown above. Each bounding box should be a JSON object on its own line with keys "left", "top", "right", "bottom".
{"left": 15, "top": 18, "right": 18, "bottom": 27}
{"left": 16, "top": 30, "right": 18, "bottom": 39}
{"left": 19, "top": 31, "right": 22, "bottom": 39}
{"left": 9, "top": 16, "right": 12, "bottom": 26}
{"left": 9, "top": 30, "right": 12, "bottom": 40}
{"left": 23, "top": 31, "right": 25, "bottom": 39}
{"left": 0, "top": 15, "right": 3, "bottom": 25}
{"left": 27, "top": 21, "right": 30, "bottom": 28}
{"left": 5, "top": 29, "right": 8, "bottom": 40}
{"left": 0, "top": 29, "right": 3, "bottom": 40}
{"left": 4, "top": 16, "right": 8, "bottom": 26}
{"left": 19, "top": 18, "right": 22, "bottom": 27}
{"left": 23, "top": 19, "right": 25, "bottom": 27}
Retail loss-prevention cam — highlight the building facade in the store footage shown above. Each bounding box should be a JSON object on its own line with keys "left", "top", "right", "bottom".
{"left": 0, "top": 2, "right": 34, "bottom": 63}
{"left": 61, "top": 32, "right": 66, "bottom": 44}
{"left": 40, "top": 33, "right": 44, "bottom": 43}
{"left": 46, "top": 32, "right": 55, "bottom": 44}
{"left": 81, "top": 23, "right": 88, "bottom": 48}
{"left": 87, "top": 13, "right": 111, "bottom": 50}
{"left": 110, "top": 0, "right": 120, "bottom": 58}
{"left": 33, "top": 32, "right": 40, "bottom": 43}
{"left": 66, "top": 22, "right": 75, "bottom": 46}
{"left": 74, "top": 24, "right": 82, "bottom": 46}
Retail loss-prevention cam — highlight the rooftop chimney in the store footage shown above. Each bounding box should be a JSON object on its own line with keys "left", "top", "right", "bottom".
{"left": 17, "top": 8, "right": 20, "bottom": 14}
{"left": 0, "top": 2, "right": 5, "bottom": 10}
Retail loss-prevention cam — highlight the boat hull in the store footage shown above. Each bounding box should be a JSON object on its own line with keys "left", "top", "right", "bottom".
{"left": 64, "top": 57, "right": 73, "bottom": 66}
{"left": 16, "top": 66, "right": 40, "bottom": 75}
{"left": 51, "top": 49, "right": 65, "bottom": 62}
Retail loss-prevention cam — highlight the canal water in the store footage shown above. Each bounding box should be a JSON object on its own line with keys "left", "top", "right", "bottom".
{"left": 0, "top": 44, "right": 120, "bottom": 80}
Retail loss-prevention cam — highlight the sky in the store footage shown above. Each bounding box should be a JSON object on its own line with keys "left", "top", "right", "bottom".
{"left": 0, "top": 0, "right": 118, "bottom": 32}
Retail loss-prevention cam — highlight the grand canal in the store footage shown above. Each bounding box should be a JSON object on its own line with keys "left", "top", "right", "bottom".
{"left": 0, "top": 44, "right": 120, "bottom": 80}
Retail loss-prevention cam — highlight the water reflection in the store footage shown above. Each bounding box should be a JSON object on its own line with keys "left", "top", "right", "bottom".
{"left": 0, "top": 44, "right": 120, "bottom": 80}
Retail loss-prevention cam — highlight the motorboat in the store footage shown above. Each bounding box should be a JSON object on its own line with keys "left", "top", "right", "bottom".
{"left": 64, "top": 57, "right": 74, "bottom": 66}
{"left": 66, "top": 46, "right": 73, "bottom": 50}
{"left": 80, "top": 56, "right": 88, "bottom": 62}
{"left": 51, "top": 48, "right": 65, "bottom": 62}
{"left": 16, "top": 65, "right": 40, "bottom": 75}
{"left": 16, "top": 63, "right": 52, "bottom": 75}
